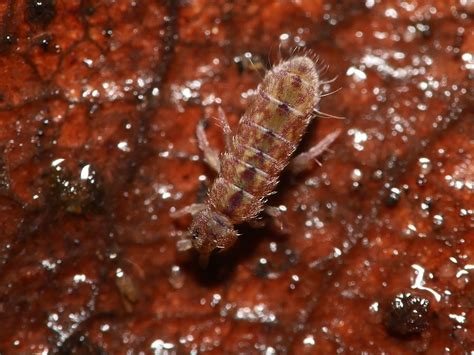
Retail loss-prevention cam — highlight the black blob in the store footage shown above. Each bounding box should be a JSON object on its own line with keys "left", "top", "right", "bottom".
{"left": 80, "top": 0, "right": 95, "bottom": 16}
{"left": 385, "top": 293, "right": 431, "bottom": 336}
{"left": 2, "top": 34, "right": 16, "bottom": 45}
{"left": 26, "top": 0, "right": 56, "bottom": 26}
{"left": 278, "top": 102, "right": 290, "bottom": 113}
{"left": 35, "top": 33, "right": 53, "bottom": 51}
{"left": 0, "top": 33, "right": 17, "bottom": 52}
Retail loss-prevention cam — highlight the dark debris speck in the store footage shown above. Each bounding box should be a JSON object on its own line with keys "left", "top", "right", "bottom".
{"left": 26, "top": 0, "right": 57, "bottom": 26}
{"left": 0, "top": 33, "right": 17, "bottom": 52}
{"left": 385, "top": 293, "right": 431, "bottom": 336}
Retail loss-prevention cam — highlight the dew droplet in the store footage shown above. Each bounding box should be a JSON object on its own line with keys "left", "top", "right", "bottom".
{"left": 372, "top": 169, "right": 383, "bottom": 180}
{"left": 169, "top": 265, "right": 185, "bottom": 289}
{"left": 385, "top": 186, "right": 402, "bottom": 207}
{"left": 302, "top": 334, "right": 316, "bottom": 346}
{"left": 289, "top": 274, "right": 300, "bottom": 291}
{"left": 350, "top": 168, "right": 363, "bottom": 182}
{"left": 418, "top": 157, "right": 432, "bottom": 175}
{"left": 432, "top": 214, "right": 444, "bottom": 228}
{"left": 417, "top": 175, "right": 427, "bottom": 186}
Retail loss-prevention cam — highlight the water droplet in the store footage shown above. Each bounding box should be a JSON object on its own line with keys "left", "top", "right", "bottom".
{"left": 302, "top": 334, "right": 316, "bottom": 346}
{"left": 418, "top": 157, "right": 432, "bottom": 175}
{"left": 350, "top": 168, "right": 363, "bottom": 182}
{"left": 385, "top": 186, "right": 402, "bottom": 207}
{"left": 372, "top": 169, "right": 383, "bottom": 180}
{"left": 432, "top": 214, "right": 444, "bottom": 228}
{"left": 289, "top": 274, "right": 300, "bottom": 291}
{"left": 369, "top": 301, "right": 379, "bottom": 313}
{"left": 417, "top": 175, "right": 427, "bottom": 186}
{"left": 420, "top": 197, "right": 432, "bottom": 217}
{"left": 210, "top": 293, "right": 222, "bottom": 308}
{"left": 151, "top": 339, "right": 175, "bottom": 354}
{"left": 169, "top": 265, "right": 185, "bottom": 289}
{"left": 402, "top": 224, "right": 417, "bottom": 237}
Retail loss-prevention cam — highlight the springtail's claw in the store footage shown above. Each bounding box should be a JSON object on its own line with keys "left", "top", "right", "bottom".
{"left": 170, "top": 203, "right": 207, "bottom": 218}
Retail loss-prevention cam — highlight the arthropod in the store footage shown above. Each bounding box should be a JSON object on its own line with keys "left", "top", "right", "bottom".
{"left": 172, "top": 55, "right": 341, "bottom": 265}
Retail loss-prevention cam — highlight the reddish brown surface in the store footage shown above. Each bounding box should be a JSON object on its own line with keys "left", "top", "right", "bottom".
{"left": 0, "top": 0, "right": 473, "bottom": 353}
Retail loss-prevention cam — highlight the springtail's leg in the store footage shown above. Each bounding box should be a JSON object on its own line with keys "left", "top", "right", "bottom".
{"left": 264, "top": 205, "right": 288, "bottom": 232}
{"left": 216, "top": 107, "right": 233, "bottom": 151}
{"left": 248, "top": 219, "right": 266, "bottom": 229}
{"left": 196, "top": 122, "right": 221, "bottom": 173}
{"left": 289, "top": 130, "right": 341, "bottom": 174}
{"left": 176, "top": 238, "right": 193, "bottom": 252}
{"left": 170, "top": 203, "right": 207, "bottom": 218}
{"left": 247, "top": 206, "right": 288, "bottom": 230}
{"left": 264, "top": 205, "right": 285, "bottom": 218}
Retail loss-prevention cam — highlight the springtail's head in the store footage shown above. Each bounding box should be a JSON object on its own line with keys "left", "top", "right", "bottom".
{"left": 175, "top": 205, "right": 238, "bottom": 267}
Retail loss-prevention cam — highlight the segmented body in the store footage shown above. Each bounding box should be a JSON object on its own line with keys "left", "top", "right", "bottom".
{"left": 174, "top": 55, "right": 329, "bottom": 263}
{"left": 209, "top": 56, "right": 320, "bottom": 223}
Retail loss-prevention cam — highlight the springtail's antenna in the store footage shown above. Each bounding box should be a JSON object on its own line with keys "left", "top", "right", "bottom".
{"left": 319, "top": 87, "right": 343, "bottom": 98}
{"left": 320, "top": 75, "right": 339, "bottom": 85}
{"left": 313, "top": 109, "right": 345, "bottom": 120}
{"left": 268, "top": 43, "right": 275, "bottom": 67}
{"left": 248, "top": 55, "right": 264, "bottom": 80}
{"left": 277, "top": 42, "right": 284, "bottom": 63}
{"left": 317, "top": 63, "right": 330, "bottom": 76}
{"left": 291, "top": 46, "right": 298, "bottom": 57}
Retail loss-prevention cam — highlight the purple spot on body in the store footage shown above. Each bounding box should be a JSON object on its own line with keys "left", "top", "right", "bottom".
{"left": 278, "top": 102, "right": 290, "bottom": 113}
{"left": 224, "top": 190, "right": 244, "bottom": 215}
{"left": 292, "top": 75, "right": 302, "bottom": 88}
{"left": 242, "top": 166, "right": 257, "bottom": 183}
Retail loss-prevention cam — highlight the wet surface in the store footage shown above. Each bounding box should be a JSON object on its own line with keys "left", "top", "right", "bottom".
{"left": 0, "top": 0, "right": 473, "bottom": 353}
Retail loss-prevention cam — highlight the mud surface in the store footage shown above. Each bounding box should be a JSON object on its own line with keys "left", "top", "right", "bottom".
{"left": 0, "top": 0, "right": 473, "bottom": 353}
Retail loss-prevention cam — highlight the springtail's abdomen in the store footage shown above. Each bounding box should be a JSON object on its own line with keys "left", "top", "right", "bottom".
{"left": 172, "top": 55, "right": 341, "bottom": 266}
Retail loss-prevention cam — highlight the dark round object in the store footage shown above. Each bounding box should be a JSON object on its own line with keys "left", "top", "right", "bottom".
{"left": 26, "top": 0, "right": 56, "bottom": 26}
{"left": 385, "top": 186, "right": 402, "bottom": 207}
{"left": 385, "top": 293, "right": 431, "bottom": 336}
